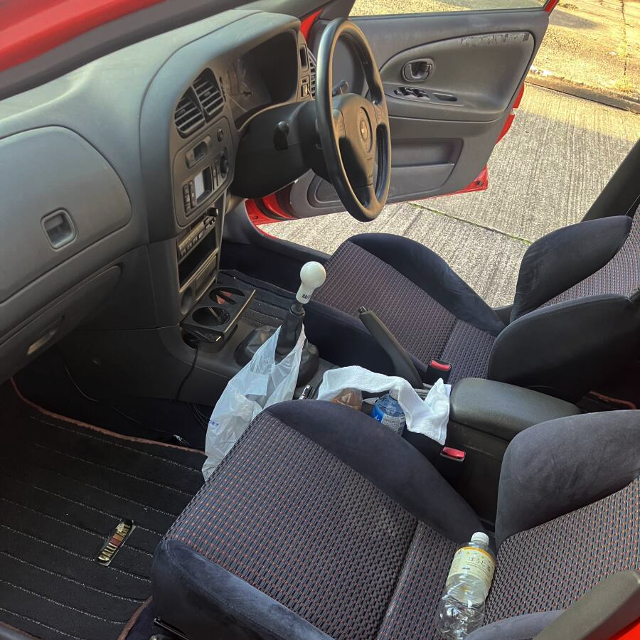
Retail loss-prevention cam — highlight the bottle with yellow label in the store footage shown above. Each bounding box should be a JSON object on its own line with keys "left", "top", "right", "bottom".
{"left": 436, "top": 532, "right": 496, "bottom": 639}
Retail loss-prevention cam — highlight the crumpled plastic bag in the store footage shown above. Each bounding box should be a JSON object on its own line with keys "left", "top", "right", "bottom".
{"left": 202, "top": 326, "right": 305, "bottom": 479}
{"left": 317, "top": 365, "right": 451, "bottom": 445}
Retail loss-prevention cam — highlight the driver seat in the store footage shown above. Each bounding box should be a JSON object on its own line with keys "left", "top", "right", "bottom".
{"left": 306, "top": 201, "right": 639, "bottom": 402}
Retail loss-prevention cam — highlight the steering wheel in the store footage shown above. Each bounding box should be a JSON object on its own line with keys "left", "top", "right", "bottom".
{"left": 316, "top": 19, "right": 391, "bottom": 222}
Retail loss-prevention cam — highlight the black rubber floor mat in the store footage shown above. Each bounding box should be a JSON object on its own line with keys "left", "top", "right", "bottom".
{"left": 218, "top": 270, "right": 295, "bottom": 328}
{"left": 0, "top": 383, "right": 205, "bottom": 640}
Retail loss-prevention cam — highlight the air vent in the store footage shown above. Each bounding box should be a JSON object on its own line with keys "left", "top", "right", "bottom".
{"left": 174, "top": 90, "right": 204, "bottom": 137}
{"left": 308, "top": 51, "right": 317, "bottom": 98}
{"left": 193, "top": 69, "right": 224, "bottom": 120}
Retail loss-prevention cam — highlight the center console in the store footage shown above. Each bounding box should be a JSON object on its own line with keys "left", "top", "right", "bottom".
{"left": 435, "top": 379, "right": 580, "bottom": 524}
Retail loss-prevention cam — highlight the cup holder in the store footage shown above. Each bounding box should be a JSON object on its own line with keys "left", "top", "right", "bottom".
{"left": 192, "top": 306, "right": 231, "bottom": 327}
{"left": 181, "top": 280, "right": 256, "bottom": 344}
{"left": 210, "top": 286, "right": 245, "bottom": 305}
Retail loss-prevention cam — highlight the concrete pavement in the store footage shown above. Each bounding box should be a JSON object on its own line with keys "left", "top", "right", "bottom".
{"left": 529, "top": 0, "right": 640, "bottom": 111}
{"left": 264, "top": 84, "right": 640, "bottom": 307}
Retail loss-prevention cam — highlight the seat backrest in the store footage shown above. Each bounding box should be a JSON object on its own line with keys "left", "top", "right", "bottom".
{"left": 541, "top": 209, "right": 639, "bottom": 308}
{"left": 488, "top": 207, "right": 640, "bottom": 401}
{"left": 486, "top": 411, "right": 640, "bottom": 624}
{"left": 510, "top": 137, "right": 640, "bottom": 321}
{"left": 510, "top": 209, "right": 638, "bottom": 322}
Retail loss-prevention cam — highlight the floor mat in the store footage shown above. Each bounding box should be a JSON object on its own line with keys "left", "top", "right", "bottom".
{"left": 0, "top": 383, "right": 205, "bottom": 640}
{"left": 218, "top": 270, "right": 295, "bottom": 328}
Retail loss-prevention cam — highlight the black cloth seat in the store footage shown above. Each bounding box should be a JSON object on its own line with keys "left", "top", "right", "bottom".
{"left": 304, "top": 206, "right": 639, "bottom": 401}
{"left": 152, "top": 401, "right": 640, "bottom": 640}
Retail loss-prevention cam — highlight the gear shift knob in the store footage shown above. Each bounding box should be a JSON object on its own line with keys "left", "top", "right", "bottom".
{"left": 296, "top": 261, "right": 327, "bottom": 304}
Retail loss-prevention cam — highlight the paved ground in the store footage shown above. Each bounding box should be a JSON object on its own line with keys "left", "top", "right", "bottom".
{"left": 264, "top": 84, "right": 640, "bottom": 307}
{"left": 530, "top": 0, "right": 640, "bottom": 109}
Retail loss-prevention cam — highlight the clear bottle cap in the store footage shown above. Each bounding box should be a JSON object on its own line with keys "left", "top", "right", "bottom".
{"left": 471, "top": 532, "right": 489, "bottom": 547}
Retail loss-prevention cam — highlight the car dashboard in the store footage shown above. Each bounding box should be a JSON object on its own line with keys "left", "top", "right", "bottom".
{"left": 0, "top": 9, "right": 315, "bottom": 384}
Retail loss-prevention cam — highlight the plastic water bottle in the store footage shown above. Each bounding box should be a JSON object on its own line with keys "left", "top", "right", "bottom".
{"left": 371, "top": 388, "right": 405, "bottom": 433}
{"left": 436, "top": 532, "right": 495, "bottom": 639}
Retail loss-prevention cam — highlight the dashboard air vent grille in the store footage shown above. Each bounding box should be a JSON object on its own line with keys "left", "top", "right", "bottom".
{"left": 308, "top": 51, "right": 317, "bottom": 98}
{"left": 174, "top": 91, "right": 204, "bottom": 137}
{"left": 193, "top": 69, "right": 224, "bottom": 119}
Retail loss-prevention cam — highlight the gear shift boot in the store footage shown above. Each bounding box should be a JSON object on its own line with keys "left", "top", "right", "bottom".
{"left": 235, "top": 325, "right": 319, "bottom": 386}
{"left": 235, "top": 262, "right": 326, "bottom": 385}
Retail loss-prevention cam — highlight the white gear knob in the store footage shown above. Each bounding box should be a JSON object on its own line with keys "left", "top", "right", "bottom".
{"left": 296, "top": 261, "right": 327, "bottom": 304}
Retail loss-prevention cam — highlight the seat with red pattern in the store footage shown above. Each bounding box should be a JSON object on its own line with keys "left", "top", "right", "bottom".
{"left": 151, "top": 400, "right": 640, "bottom": 640}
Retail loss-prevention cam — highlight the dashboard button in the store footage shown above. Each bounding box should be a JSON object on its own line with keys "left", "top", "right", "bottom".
{"left": 219, "top": 153, "right": 229, "bottom": 178}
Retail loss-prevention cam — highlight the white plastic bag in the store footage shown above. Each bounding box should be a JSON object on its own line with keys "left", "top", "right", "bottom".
{"left": 317, "top": 366, "right": 451, "bottom": 445}
{"left": 202, "top": 326, "right": 305, "bottom": 479}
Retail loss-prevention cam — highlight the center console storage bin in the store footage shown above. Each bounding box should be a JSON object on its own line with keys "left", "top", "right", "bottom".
{"left": 445, "top": 378, "right": 581, "bottom": 524}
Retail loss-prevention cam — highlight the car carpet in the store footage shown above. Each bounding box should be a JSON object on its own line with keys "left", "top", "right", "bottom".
{"left": 13, "top": 348, "right": 210, "bottom": 450}
{"left": 0, "top": 382, "right": 205, "bottom": 640}
{"left": 218, "top": 269, "right": 295, "bottom": 328}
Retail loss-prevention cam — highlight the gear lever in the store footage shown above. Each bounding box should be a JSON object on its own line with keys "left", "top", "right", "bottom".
{"left": 276, "top": 262, "right": 326, "bottom": 356}
{"left": 297, "top": 261, "right": 327, "bottom": 303}
{"left": 235, "top": 262, "right": 327, "bottom": 385}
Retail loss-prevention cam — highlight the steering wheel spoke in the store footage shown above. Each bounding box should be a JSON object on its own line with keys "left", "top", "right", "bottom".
{"left": 332, "top": 108, "right": 347, "bottom": 139}
{"left": 373, "top": 102, "right": 387, "bottom": 126}
{"left": 341, "top": 136, "right": 374, "bottom": 185}
{"left": 354, "top": 182, "right": 378, "bottom": 209}
{"left": 315, "top": 19, "right": 391, "bottom": 222}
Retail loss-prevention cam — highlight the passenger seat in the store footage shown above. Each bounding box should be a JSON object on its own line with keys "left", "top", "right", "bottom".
{"left": 152, "top": 402, "right": 640, "bottom": 640}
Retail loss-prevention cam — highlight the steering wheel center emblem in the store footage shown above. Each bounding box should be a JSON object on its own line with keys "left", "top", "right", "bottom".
{"left": 359, "top": 117, "right": 370, "bottom": 141}
{"left": 358, "top": 109, "right": 373, "bottom": 152}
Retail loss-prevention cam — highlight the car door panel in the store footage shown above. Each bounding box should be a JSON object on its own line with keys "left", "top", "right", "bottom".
{"left": 285, "top": 9, "right": 549, "bottom": 218}
{"left": 380, "top": 31, "right": 535, "bottom": 122}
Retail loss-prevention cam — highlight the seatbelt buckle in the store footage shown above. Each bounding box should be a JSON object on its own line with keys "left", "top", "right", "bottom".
{"left": 424, "top": 359, "right": 452, "bottom": 384}
{"left": 438, "top": 446, "right": 466, "bottom": 481}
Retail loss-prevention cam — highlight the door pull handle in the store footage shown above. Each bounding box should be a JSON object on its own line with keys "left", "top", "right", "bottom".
{"left": 402, "top": 59, "right": 434, "bottom": 83}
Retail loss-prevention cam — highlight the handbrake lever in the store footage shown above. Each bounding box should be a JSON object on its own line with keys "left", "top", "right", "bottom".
{"left": 358, "top": 307, "right": 423, "bottom": 388}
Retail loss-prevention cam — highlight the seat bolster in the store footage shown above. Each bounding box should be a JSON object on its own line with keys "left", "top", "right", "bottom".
{"left": 266, "top": 401, "right": 482, "bottom": 543}
{"left": 495, "top": 411, "right": 640, "bottom": 547}
{"left": 466, "top": 611, "right": 564, "bottom": 640}
{"left": 153, "top": 540, "right": 335, "bottom": 640}
{"left": 348, "top": 233, "right": 504, "bottom": 335}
